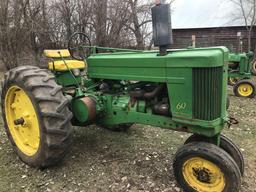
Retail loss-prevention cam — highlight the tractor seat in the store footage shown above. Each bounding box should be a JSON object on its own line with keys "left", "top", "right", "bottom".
{"left": 43, "top": 49, "right": 86, "bottom": 71}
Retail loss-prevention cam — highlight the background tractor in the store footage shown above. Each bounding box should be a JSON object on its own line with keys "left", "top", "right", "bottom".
{"left": 1, "top": 2, "right": 243, "bottom": 192}
{"left": 228, "top": 51, "right": 256, "bottom": 98}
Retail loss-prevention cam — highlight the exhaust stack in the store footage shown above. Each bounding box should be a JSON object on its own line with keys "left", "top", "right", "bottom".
{"left": 151, "top": 0, "right": 173, "bottom": 55}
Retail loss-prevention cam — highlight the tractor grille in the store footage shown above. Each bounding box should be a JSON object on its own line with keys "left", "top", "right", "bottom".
{"left": 192, "top": 67, "right": 222, "bottom": 121}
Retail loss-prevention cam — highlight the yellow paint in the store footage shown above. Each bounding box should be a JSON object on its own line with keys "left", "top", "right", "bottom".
{"left": 238, "top": 83, "right": 253, "bottom": 97}
{"left": 44, "top": 49, "right": 71, "bottom": 58}
{"left": 5, "top": 86, "right": 40, "bottom": 156}
{"left": 182, "top": 157, "right": 225, "bottom": 192}
{"left": 48, "top": 60, "right": 86, "bottom": 71}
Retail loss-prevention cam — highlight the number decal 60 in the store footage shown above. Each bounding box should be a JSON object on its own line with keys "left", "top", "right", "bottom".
{"left": 176, "top": 102, "right": 187, "bottom": 110}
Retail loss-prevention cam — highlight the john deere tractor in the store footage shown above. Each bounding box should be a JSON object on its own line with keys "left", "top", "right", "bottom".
{"left": 228, "top": 51, "right": 256, "bottom": 98}
{"left": 1, "top": 3, "right": 243, "bottom": 192}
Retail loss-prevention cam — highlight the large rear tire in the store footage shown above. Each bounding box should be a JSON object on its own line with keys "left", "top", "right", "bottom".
{"left": 1, "top": 66, "right": 73, "bottom": 168}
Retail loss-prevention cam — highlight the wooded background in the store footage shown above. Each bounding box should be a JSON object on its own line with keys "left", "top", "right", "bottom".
{"left": 0, "top": 0, "right": 171, "bottom": 70}
{"left": 0, "top": 0, "right": 255, "bottom": 70}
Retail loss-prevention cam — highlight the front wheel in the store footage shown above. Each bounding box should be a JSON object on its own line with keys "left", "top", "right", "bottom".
{"left": 1, "top": 66, "right": 73, "bottom": 168}
{"left": 233, "top": 79, "right": 256, "bottom": 98}
{"left": 184, "top": 134, "right": 244, "bottom": 176}
{"left": 173, "top": 142, "right": 241, "bottom": 192}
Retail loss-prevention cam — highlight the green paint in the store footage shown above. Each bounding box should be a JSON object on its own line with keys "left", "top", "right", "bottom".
{"left": 55, "top": 71, "right": 82, "bottom": 87}
{"left": 228, "top": 52, "right": 254, "bottom": 79}
{"left": 54, "top": 46, "right": 230, "bottom": 143}
{"left": 72, "top": 99, "right": 89, "bottom": 123}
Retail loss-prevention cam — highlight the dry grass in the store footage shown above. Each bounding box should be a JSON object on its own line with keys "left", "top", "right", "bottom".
{"left": 0, "top": 74, "right": 255, "bottom": 192}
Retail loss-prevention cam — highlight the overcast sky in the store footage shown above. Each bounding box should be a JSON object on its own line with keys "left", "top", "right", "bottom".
{"left": 171, "top": 0, "right": 245, "bottom": 29}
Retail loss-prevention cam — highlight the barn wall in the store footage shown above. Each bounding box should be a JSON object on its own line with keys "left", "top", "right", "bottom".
{"left": 171, "top": 26, "right": 256, "bottom": 53}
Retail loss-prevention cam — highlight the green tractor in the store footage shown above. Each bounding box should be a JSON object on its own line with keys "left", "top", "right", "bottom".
{"left": 1, "top": 3, "right": 243, "bottom": 192}
{"left": 228, "top": 52, "right": 256, "bottom": 98}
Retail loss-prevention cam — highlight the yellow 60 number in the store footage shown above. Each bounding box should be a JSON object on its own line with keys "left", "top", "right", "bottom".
{"left": 176, "top": 102, "right": 187, "bottom": 110}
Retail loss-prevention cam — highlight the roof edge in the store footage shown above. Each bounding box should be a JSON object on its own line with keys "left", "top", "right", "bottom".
{"left": 172, "top": 25, "right": 250, "bottom": 30}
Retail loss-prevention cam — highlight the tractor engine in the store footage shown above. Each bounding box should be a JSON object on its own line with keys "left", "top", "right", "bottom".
{"left": 61, "top": 2, "right": 229, "bottom": 135}
{"left": 69, "top": 81, "right": 171, "bottom": 126}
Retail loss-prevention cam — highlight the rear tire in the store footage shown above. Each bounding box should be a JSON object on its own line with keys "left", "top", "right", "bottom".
{"left": 173, "top": 142, "right": 241, "bottom": 192}
{"left": 184, "top": 134, "right": 244, "bottom": 176}
{"left": 1, "top": 66, "right": 73, "bottom": 168}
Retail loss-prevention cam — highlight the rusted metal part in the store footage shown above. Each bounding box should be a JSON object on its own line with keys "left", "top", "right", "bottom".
{"left": 80, "top": 97, "right": 97, "bottom": 121}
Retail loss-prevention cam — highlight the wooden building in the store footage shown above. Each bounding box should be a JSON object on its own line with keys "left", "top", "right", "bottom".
{"left": 171, "top": 0, "right": 256, "bottom": 53}
{"left": 171, "top": 26, "right": 256, "bottom": 53}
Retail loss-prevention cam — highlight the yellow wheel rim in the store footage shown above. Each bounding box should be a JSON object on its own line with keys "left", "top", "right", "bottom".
{"left": 182, "top": 157, "right": 225, "bottom": 192}
{"left": 5, "top": 86, "right": 40, "bottom": 156}
{"left": 238, "top": 84, "right": 253, "bottom": 97}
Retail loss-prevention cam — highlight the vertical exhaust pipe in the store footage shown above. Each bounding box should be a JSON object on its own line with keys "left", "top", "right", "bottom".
{"left": 151, "top": 0, "right": 173, "bottom": 56}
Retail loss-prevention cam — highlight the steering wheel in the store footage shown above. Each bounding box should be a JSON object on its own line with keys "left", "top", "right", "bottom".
{"left": 68, "top": 32, "right": 92, "bottom": 61}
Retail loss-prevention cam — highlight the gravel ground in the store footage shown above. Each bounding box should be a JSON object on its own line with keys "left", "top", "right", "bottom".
{"left": 0, "top": 80, "right": 255, "bottom": 192}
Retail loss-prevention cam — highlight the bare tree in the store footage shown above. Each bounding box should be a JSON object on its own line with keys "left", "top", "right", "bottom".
{"left": 54, "top": 0, "right": 77, "bottom": 44}
{"left": 0, "top": 0, "right": 27, "bottom": 69}
{"left": 126, "top": 0, "right": 175, "bottom": 49}
{"left": 0, "top": 0, "right": 171, "bottom": 70}
{"left": 93, "top": 0, "right": 108, "bottom": 46}
{"left": 231, "top": 0, "right": 256, "bottom": 52}
{"left": 0, "top": 0, "right": 52, "bottom": 69}
{"left": 125, "top": 0, "right": 153, "bottom": 49}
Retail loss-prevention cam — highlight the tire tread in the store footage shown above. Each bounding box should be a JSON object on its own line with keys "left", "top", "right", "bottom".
{"left": 1, "top": 66, "right": 73, "bottom": 168}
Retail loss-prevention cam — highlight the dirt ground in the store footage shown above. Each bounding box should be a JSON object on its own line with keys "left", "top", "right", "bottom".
{"left": 0, "top": 75, "right": 255, "bottom": 192}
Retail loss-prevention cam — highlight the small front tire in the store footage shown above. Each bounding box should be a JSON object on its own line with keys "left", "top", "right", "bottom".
{"left": 184, "top": 134, "right": 244, "bottom": 176}
{"left": 233, "top": 79, "right": 256, "bottom": 98}
{"left": 173, "top": 142, "right": 241, "bottom": 192}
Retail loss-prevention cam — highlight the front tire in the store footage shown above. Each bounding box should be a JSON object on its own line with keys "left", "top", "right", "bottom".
{"left": 1, "top": 66, "right": 73, "bottom": 168}
{"left": 233, "top": 79, "right": 256, "bottom": 98}
{"left": 173, "top": 142, "right": 241, "bottom": 192}
{"left": 184, "top": 134, "right": 244, "bottom": 176}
